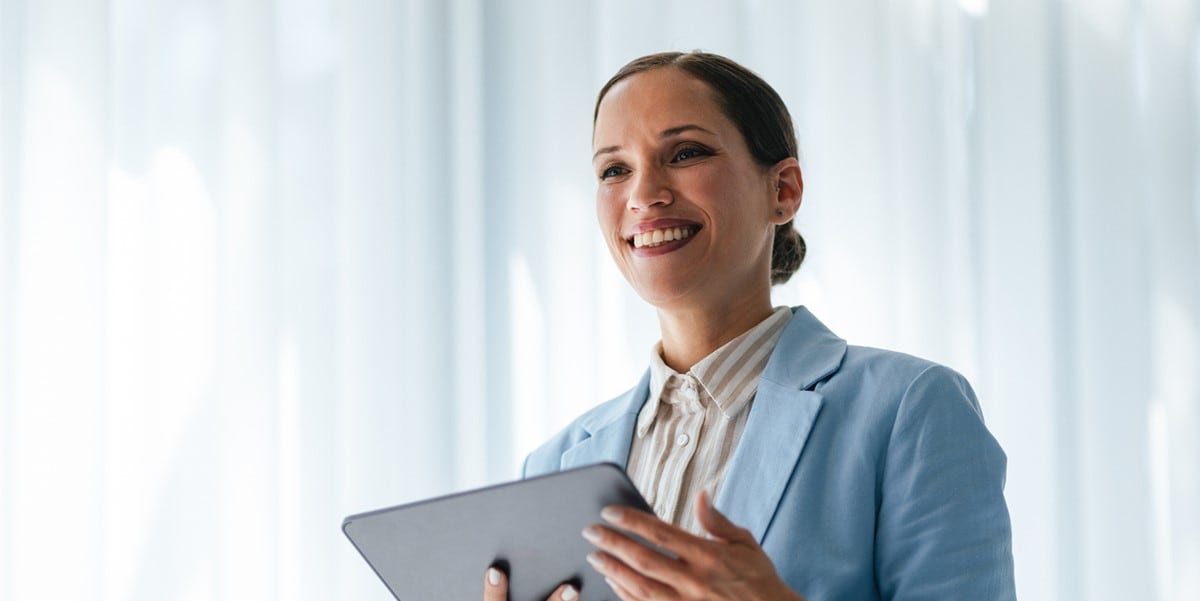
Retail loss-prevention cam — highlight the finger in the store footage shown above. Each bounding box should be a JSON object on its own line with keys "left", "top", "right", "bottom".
{"left": 599, "top": 505, "right": 707, "bottom": 560}
{"left": 588, "top": 550, "right": 677, "bottom": 601}
{"left": 583, "top": 524, "right": 687, "bottom": 584}
{"left": 604, "top": 574, "right": 641, "bottom": 601}
{"left": 545, "top": 582, "right": 580, "bottom": 601}
{"left": 694, "top": 489, "right": 755, "bottom": 544}
{"left": 483, "top": 567, "right": 507, "bottom": 601}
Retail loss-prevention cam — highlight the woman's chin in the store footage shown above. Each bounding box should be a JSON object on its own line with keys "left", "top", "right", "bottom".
{"left": 628, "top": 277, "right": 709, "bottom": 311}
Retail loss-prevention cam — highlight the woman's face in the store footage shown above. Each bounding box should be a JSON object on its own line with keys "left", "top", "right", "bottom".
{"left": 592, "top": 67, "right": 785, "bottom": 311}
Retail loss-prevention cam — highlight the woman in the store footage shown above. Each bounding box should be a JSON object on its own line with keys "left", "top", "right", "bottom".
{"left": 484, "top": 51, "right": 1016, "bottom": 601}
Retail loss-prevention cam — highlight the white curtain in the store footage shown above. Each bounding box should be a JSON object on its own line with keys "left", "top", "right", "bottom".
{"left": 1, "top": 0, "right": 1196, "bottom": 600}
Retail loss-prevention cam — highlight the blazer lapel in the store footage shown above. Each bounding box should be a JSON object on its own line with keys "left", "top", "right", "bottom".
{"left": 561, "top": 371, "right": 650, "bottom": 471}
{"left": 714, "top": 307, "right": 847, "bottom": 543}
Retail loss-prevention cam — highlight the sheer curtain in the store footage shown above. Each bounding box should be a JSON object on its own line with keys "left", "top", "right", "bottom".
{"left": 0, "top": 1, "right": 1196, "bottom": 600}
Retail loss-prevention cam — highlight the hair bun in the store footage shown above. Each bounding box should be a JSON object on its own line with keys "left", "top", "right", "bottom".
{"left": 771, "top": 223, "right": 806, "bottom": 285}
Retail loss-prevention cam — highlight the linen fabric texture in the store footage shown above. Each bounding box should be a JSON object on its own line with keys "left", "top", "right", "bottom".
{"left": 523, "top": 306, "right": 1017, "bottom": 600}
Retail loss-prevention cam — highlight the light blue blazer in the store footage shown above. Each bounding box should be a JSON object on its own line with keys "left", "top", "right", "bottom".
{"left": 523, "top": 307, "right": 1016, "bottom": 600}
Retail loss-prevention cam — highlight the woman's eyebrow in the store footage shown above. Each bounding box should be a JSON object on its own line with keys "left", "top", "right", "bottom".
{"left": 593, "top": 145, "right": 620, "bottom": 161}
{"left": 593, "top": 124, "right": 717, "bottom": 161}
{"left": 659, "top": 124, "right": 716, "bottom": 138}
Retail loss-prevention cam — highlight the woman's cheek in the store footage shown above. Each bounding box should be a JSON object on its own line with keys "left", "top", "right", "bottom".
{"left": 595, "top": 188, "right": 617, "bottom": 227}
{"left": 595, "top": 192, "right": 624, "bottom": 250}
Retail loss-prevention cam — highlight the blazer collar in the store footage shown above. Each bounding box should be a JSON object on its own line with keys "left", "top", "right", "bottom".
{"left": 560, "top": 371, "right": 650, "bottom": 471}
{"left": 560, "top": 307, "right": 848, "bottom": 543}
{"left": 715, "top": 306, "right": 847, "bottom": 543}
{"left": 760, "top": 306, "right": 847, "bottom": 392}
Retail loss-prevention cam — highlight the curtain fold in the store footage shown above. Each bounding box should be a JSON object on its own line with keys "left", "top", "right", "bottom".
{"left": 0, "top": 1, "right": 1196, "bottom": 599}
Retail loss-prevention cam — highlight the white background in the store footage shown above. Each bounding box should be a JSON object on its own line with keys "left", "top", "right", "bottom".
{"left": 0, "top": 0, "right": 1197, "bottom": 599}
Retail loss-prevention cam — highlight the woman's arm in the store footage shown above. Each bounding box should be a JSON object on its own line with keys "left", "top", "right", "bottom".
{"left": 874, "top": 365, "right": 1016, "bottom": 600}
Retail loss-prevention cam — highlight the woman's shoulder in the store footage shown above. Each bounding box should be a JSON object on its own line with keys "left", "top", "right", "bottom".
{"left": 521, "top": 372, "right": 650, "bottom": 478}
{"left": 773, "top": 307, "right": 978, "bottom": 410}
{"left": 815, "top": 343, "right": 987, "bottom": 445}
{"left": 839, "top": 344, "right": 967, "bottom": 388}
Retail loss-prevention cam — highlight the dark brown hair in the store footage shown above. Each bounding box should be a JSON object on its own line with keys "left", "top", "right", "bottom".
{"left": 594, "top": 51, "right": 806, "bottom": 285}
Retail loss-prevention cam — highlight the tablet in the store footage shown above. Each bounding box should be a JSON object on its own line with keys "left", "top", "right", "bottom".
{"left": 342, "top": 462, "right": 653, "bottom": 601}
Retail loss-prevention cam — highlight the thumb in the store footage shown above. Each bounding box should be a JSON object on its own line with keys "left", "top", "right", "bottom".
{"left": 695, "top": 489, "right": 753, "bottom": 543}
{"left": 483, "top": 567, "right": 507, "bottom": 601}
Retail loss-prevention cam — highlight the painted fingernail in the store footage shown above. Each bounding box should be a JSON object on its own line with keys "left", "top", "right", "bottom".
{"left": 600, "top": 506, "right": 623, "bottom": 523}
{"left": 487, "top": 567, "right": 502, "bottom": 586}
{"left": 586, "top": 552, "right": 605, "bottom": 570}
{"left": 581, "top": 526, "right": 602, "bottom": 543}
{"left": 605, "top": 577, "right": 619, "bottom": 591}
{"left": 561, "top": 584, "right": 578, "bottom": 600}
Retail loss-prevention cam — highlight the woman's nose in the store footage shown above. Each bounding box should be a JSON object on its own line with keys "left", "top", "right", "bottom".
{"left": 627, "top": 166, "right": 672, "bottom": 212}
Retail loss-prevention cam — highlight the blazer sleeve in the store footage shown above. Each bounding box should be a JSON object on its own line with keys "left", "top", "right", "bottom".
{"left": 874, "top": 365, "right": 1017, "bottom": 601}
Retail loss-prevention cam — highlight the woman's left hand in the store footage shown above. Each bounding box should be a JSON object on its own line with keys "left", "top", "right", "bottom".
{"left": 581, "top": 490, "right": 806, "bottom": 601}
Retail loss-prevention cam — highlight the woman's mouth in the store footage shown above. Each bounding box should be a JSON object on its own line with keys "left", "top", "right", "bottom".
{"left": 628, "top": 225, "right": 699, "bottom": 249}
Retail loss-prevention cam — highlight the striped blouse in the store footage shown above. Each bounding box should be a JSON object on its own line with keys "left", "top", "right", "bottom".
{"left": 626, "top": 306, "right": 794, "bottom": 535}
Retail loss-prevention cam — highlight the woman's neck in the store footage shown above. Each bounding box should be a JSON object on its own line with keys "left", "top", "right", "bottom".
{"left": 656, "top": 292, "right": 775, "bottom": 373}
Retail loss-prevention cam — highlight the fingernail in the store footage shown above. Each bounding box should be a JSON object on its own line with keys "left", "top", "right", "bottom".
{"left": 605, "top": 577, "right": 619, "bottom": 591}
{"left": 600, "top": 506, "right": 622, "bottom": 523}
{"left": 581, "top": 526, "right": 601, "bottom": 543}
{"left": 561, "top": 584, "right": 578, "bottom": 600}
{"left": 586, "top": 552, "right": 605, "bottom": 569}
{"left": 487, "top": 567, "right": 502, "bottom": 586}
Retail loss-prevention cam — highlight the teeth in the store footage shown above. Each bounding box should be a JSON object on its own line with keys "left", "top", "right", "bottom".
{"left": 632, "top": 226, "right": 696, "bottom": 249}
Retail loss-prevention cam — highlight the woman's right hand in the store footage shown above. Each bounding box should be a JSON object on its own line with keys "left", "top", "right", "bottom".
{"left": 483, "top": 567, "right": 579, "bottom": 601}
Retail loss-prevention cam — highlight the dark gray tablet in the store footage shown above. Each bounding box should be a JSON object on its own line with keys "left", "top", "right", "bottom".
{"left": 342, "top": 462, "right": 652, "bottom": 601}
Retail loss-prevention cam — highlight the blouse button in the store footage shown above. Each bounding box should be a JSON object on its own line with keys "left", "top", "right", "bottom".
{"left": 676, "top": 433, "right": 690, "bottom": 447}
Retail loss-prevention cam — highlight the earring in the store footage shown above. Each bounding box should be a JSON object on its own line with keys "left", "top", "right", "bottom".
{"left": 776, "top": 209, "right": 785, "bottom": 217}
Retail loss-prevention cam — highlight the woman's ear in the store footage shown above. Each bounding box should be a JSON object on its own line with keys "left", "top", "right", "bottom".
{"left": 770, "top": 158, "right": 803, "bottom": 224}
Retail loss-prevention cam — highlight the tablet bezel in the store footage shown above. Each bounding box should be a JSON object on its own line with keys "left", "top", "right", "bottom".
{"left": 342, "top": 462, "right": 652, "bottom": 601}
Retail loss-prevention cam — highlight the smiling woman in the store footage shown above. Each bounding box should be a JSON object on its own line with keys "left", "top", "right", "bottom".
{"left": 590, "top": 60, "right": 804, "bottom": 373}
{"left": 484, "top": 51, "right": 1018, "bottom": 601}
{"left": 0, "top": 1, "right": 1195, "bottom": 600}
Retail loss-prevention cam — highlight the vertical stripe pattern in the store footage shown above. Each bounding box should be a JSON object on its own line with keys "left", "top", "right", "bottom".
{"left": 626, "top": 307, "right": 793, "bottom": 535}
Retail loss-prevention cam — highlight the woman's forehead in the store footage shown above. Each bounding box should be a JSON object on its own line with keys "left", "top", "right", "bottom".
{"left": 593, "top": 69, "right": 730, "bottom": 145}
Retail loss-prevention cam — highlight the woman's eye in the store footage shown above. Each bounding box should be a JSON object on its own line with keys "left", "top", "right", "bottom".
{"left": 672, "top": 146, "right": 709, "bottom": 162}
{"left": 600, "top": 165, "right": 628, "bottom": 180}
